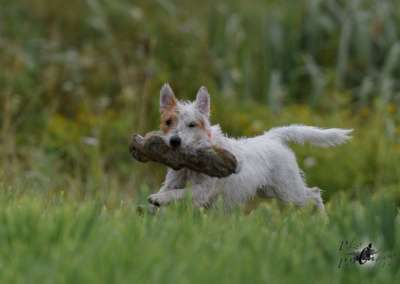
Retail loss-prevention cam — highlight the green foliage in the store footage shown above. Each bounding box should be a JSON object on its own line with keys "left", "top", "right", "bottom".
{"left": 0, "top": 0, "right": 399, "bottom": 198}
{"left": 0, "top": 1, "right": 399, "bottom": 281}
{"left": 0, "top": 189, "right": 398, "bottom": 283}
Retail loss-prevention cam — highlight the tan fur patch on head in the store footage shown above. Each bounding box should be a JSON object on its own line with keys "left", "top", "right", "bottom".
{"left": 199, "top": 119, "right": 212, "bottom": 138}
{"left": 160, "top": 110, "right": 178, "bottom": 133}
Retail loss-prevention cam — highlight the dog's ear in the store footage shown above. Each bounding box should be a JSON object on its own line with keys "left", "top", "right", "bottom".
{"left": 160, "top": 83, "right": 177, "bottom": 112}
{"left": 195, "top": 86, "right": 210, "bottom": 116}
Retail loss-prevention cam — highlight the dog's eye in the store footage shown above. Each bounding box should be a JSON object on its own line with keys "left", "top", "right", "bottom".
{"left": 188, "top": 122, "right": 196, "bottom": 128}
{"left": 165, "top": 119, "right": 172, "bottom": 126}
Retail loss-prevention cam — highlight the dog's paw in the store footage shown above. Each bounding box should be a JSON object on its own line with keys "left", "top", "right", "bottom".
{"left": 193, "top": 200, "right": 209, "bottom": 209}
{"left": 148, "top": 193, "right": 167, "bottom": 207}
{"left": 136, "top": 204, "right": 159, "bottom": 215}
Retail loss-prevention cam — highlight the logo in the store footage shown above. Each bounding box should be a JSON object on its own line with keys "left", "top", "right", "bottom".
{"left": 337, "top": 240, "right": 396, "bottom": 269}
{"left": 353, "top": 243, "right": 376, "bottom": 265}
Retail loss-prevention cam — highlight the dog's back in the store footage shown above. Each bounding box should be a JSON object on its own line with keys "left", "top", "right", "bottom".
{"left": 212, "top": 125, "right": 352, "bottom": 209}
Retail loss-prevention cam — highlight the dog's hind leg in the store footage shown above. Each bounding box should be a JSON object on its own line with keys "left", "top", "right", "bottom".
{"left": 289, "top": 186, "right": 326, "bottom": 213}
{"left": 307, "top": 187, "right": 325, "bottom": 212}
{"left": 263, "top": 181, "right": 326, "bottom": 214}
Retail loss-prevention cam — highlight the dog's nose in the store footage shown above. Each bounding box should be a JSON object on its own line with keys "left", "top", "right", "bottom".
{"left": 169, "top": 136, "right": 181, "bottom": 148}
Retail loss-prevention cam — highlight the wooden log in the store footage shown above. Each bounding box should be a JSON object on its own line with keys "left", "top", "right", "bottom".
{"left": 129, "top": 132, "right": 238, "bottom": 178}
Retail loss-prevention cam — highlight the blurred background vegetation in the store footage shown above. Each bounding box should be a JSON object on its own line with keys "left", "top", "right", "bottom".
{"left": 0, "top": 0, "right": 399, "bottom": 205}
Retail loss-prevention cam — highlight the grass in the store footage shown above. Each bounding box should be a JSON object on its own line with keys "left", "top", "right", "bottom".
{"left": 0, "top": 189, "right": 398, "bottom": 284}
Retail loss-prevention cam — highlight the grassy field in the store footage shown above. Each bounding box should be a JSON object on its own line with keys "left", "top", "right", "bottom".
{"left": 0, "top": 190, "right": 398, "bottom": 283}
{"left": 0, "top": 0, "right": 400, "bottom": 283}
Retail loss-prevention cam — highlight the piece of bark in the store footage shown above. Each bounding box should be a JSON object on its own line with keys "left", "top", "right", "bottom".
{"left": 129, "top": 132, "right": 238, "bottom": 178}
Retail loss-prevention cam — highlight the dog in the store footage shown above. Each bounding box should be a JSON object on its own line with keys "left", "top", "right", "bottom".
{"left": 148, "top": 83, "right": 352, "bottom": 212}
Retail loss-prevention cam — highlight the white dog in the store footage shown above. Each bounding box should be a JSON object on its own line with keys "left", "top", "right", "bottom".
{"left": 148, "top": 83, "right": 352, "bottom": 212}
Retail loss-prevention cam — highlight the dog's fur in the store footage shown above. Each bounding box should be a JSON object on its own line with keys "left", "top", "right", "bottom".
{"left": 148, "top": 83, "right": 352, "bottom": 212}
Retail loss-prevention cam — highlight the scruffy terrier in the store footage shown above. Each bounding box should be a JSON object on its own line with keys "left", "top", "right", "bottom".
{"left": 148, "top": 83, "right": 352, "bottom": 212}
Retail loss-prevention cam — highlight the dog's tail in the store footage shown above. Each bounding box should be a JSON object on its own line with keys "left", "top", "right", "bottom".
{"left": 265, "top": 125, "right": 352, "bottom": 147}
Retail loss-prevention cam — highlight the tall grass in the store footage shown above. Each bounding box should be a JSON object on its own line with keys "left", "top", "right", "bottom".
{"left": 0, "top": 188, "right": 398, "bottom": 283}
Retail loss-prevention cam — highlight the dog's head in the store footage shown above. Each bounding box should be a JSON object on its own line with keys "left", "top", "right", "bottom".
{"left": 159, "top": 83, "right": 212, "bottom": 149}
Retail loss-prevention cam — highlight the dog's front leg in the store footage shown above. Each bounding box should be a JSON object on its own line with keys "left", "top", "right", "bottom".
{"left": 148, "top": 189, "right": 187, "bottom": 207}
{"left": 149, "top": 185, "right": 216, "bottom": 208}
{"left": 148, "top": 168, "right": 188, "bottom": 207}
{"left": 192, "top": 180, "right": 218, "bottom": 209}
{"left": 159, "top": 168, "right": 188, "bottom": 192}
